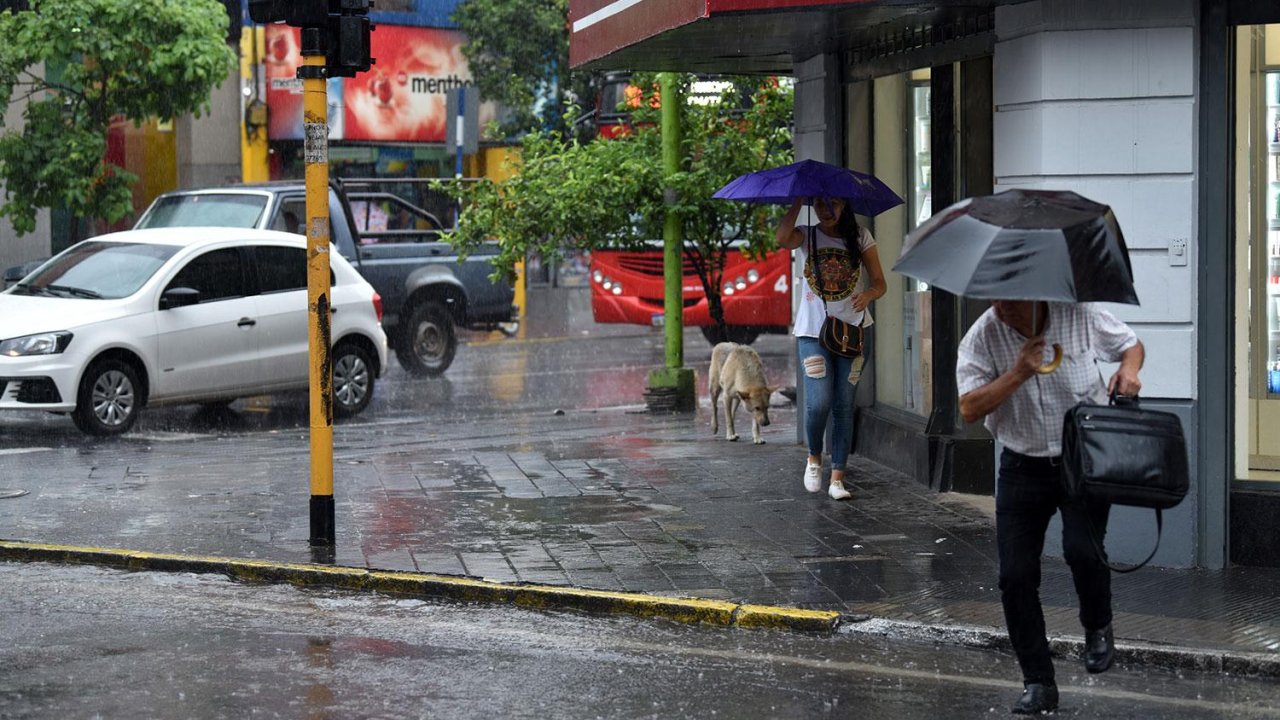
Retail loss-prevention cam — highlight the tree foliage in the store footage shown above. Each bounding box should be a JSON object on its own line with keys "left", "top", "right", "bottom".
{"left": 436, "top": 75, "right": 793, "bottom": 332}
{"left": 0, "top": 0, "right": 237, "bottom": 236}
{"left": 451, "top": 0, "right": 598, "bottom": 138}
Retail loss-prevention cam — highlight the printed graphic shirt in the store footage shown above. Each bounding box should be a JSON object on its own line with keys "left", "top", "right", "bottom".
{"left": 793, "top": 224, "right": 877, "bottom": 338}
{"left": 955, "top": 303, "right": 1138, "bottom": 457}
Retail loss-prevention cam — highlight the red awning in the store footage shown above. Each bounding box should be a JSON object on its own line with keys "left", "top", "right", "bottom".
{"left": 570, "top": 1, "right": 1000, "bottom": 74}
{"left": 570, "top": 0, "right": 859, "bottom": 69}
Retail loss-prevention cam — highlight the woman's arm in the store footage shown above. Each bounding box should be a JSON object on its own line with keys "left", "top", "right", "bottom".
{"left": 850, "top": 244, "right": 888, "bottom": 312}
{"left": 775, "top": 198, "right": 806, "bottom": 249}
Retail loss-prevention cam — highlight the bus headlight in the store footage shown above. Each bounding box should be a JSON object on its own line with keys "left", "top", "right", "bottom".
{"left": 735, "top": 276, "right": 747, "bottom": 291}
{"left": 746, "top": 269, "right": 760, "bottom": 284}
{"left": 723, "top": 283, "right": 735, "bottom": 296}
{"left": 593, "top": 270, "right": 604, "bottom": 283}
{"left": 603, "top": 279, "right": 613, "bottom": 290}
{"left": 612, "top": 284, "right": 623, "bottom": 295}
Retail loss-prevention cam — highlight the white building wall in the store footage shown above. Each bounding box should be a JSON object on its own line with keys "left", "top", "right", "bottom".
{"left": 993, "top": 0, "right": 1197, "bottom": 401}
{"left": 0, "top": 62, "right": 52, "bottom": 273}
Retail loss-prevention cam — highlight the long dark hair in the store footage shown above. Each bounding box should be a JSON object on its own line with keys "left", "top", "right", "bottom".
{"left": 833, "top": 205, "right": 862, "bottom": 268}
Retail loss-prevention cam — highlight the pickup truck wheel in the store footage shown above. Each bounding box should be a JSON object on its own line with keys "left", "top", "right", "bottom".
{"left": 72, "top": 359, "right": 141, "bottom": 436}
{"left": 396, "top": 301, "right": 456, "bottom": 376}
{"left": 333, "top": 342, "right": 375, "bottom": 418}
{"left": 700, "top": 326, "right": 759, "bottom": 346}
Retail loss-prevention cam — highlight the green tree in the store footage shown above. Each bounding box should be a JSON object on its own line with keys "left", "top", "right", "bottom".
{"left": 451, "top": 0, "right": 598, "bottom": 138}
{"left": 436, "top": 75, "right": 794, "bottom": 337}
{"left": 0, "top": 0, "right": 237, "bottom": 237}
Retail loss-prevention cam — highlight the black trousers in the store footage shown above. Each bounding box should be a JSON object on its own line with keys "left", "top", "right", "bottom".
{"left": 996, "top": 449, "right": 1113, "bottom": 685}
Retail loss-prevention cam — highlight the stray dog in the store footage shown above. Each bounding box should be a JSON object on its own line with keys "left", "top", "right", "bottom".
{"left": 709, "top": 342, "right": 777, "bottom": 444}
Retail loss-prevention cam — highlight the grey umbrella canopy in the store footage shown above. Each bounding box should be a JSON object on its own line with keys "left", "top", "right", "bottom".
{"left": 893, "top": 189, "right": 1139, "bottom": 305}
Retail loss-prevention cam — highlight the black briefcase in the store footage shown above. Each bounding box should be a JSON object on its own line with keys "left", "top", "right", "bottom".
{"left": 1061, "top": 394, "right": 1189, "bottom": 573}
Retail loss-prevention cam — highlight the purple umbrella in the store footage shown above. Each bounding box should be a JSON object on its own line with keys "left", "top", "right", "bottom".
{"left": 713, "top": 159, "right": 904, "bottom": 216}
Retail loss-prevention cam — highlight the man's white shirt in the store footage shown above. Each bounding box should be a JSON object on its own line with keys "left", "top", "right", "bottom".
{"left": 956, "top": 303, "right": 1138, "bottom": 457}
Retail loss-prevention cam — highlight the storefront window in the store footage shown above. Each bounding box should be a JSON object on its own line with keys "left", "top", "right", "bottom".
{"left": 903, "top": 71, "right": 933, "bottom": 416}
{"left": 1237, "top": 24, "right": 1280, "bottom": 481}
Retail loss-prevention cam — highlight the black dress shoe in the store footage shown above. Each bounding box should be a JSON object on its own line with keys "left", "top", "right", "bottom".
{"left": 1085, "top": 623, "right": 1115, "bottom": 674}
{"left": 1011, "top": 683, "right": 1059, "bottom": 715}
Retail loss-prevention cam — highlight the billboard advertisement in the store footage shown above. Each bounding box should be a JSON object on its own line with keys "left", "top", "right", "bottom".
{"left": 264, "top": 23, "right": 491, "bottom": 143}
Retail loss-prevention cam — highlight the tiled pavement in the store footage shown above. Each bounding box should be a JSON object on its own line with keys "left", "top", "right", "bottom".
{"left": 3, "top": 402, "right": 1280, "bottom": 662}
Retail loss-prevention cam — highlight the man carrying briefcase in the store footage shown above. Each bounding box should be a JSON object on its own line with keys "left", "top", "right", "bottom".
{"left": 956, "top": 300, "right": 1145, "bottom": 715}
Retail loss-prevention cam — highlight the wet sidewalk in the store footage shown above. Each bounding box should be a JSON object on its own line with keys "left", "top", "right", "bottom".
{"left": 3, "top": 396, "right": 1280, "bottom": 667}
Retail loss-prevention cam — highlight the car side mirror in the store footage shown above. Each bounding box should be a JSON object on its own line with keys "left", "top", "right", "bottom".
{"left": 160, "top": 287, "right": 200, "bottom": 310}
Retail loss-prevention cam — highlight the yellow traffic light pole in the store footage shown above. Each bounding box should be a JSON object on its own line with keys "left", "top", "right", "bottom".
{"left": 301, "top": 51, "right": 335, "bottom": 549}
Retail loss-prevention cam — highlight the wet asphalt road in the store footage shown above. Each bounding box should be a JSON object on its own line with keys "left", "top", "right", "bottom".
{"left": 2, "top": 561, "right": 1278, "bottom": 720}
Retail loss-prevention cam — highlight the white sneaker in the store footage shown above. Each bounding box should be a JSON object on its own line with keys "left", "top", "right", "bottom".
{"left": 803, "top": 462, "right": 823, "bottom": 492}
{"left": 828, "top": 480, "right": 851, "bottom": 501}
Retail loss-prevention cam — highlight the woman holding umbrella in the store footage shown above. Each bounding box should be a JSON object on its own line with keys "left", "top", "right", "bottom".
{"left": 776, "top": 196, "right": 886, "bottom": 500}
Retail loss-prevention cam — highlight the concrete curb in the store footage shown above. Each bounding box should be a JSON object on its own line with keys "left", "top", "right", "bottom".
{"left": 0, "top": 540, "right": 841, "bottom": 634}
{"left": 842, "top": 617, "right": 1280, "bottom": 679}
{"left": 7, "top": 539, "right": 1276, "bottom": 675}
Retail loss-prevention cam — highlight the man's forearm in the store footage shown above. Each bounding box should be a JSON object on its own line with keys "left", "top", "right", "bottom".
{"left": 960, "top": 370, "right": 1030, "bottom": 424}
{"left": 1120, "top": 341, "right": 1144, "bottom": 374}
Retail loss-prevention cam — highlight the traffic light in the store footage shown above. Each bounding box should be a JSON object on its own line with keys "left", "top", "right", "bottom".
{"left": 247, "top": 0, "right": 326, "bottom": 27}
{"left": 247, "top": 0, "right": 373, "bottom": 79}
{"left": 327, "top": 0, "right": 373, "bottom": 78}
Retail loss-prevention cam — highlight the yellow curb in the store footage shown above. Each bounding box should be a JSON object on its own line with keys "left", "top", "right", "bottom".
{"left": 0, "top": 540, "right": 838, "bottom": 633}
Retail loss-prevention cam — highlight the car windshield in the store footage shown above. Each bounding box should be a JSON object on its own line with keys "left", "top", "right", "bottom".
{"left": 8, "top": 241, "right": 180, "bottom": 299}
{"left": 136, "top": 194, "right": 267, "bottom": 229}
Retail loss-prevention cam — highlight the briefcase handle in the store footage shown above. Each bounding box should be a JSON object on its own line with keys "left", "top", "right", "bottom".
{"left": 1109, "top": 390, "right": 1139, "bottom": 407}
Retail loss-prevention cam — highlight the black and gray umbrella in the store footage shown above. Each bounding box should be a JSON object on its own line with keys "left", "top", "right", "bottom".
{"left": 893, "top": 189, "right": 1139, "bottom": 305}
{"left": 893, "top": 189, "right": 1138, "bottom": 374}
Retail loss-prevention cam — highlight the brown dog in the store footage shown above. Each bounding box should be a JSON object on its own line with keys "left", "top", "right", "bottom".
{"left": 709, "top": 342, "right": 777, "bottom": 444}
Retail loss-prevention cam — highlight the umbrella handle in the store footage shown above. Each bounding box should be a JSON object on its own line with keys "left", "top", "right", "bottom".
{"left": 1035, "top": 344, "right": 1063, "bottom": 375}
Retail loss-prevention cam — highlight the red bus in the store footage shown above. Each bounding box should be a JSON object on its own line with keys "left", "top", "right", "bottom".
{"left": 587, "top": 74, "right": 792, "bottom": 345}
{"left": 589, "top": 243, "right": 791, "bottom": 345}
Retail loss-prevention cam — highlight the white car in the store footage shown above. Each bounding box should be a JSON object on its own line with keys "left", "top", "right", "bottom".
{"left": 0, "top": 228, "right": 388, "bottom": 436}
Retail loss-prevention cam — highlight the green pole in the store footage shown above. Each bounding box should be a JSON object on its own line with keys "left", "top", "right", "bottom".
{"left": 661, "top": 72, "right": 683, "bottom": 370}
{"left": 645, "top": 72, "right": 695, "bottom": 411}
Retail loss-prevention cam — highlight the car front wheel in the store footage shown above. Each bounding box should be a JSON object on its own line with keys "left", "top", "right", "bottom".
{"left": 333, "top": 342, "right": 375, "bottom": 418}
{"left": 395, "top": 300, "right": 456, "bottom": 376}
{"left": 72, "top": 359, "right": 141, "bottom": 436}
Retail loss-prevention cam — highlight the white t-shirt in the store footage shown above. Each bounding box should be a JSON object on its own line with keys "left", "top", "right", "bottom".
{"left": 793, "top": 224, "right": 877, "bottom": 338}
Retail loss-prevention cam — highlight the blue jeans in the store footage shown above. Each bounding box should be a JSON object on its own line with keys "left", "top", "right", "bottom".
{"left": 996, "top": 449, "right": 1113, "bottom": 685}
{"left": 797, "top": 336, "right": 864, "bottom": 472}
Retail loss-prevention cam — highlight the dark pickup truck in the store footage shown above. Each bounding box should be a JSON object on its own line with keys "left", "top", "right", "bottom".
{"left": 132, "top": 181, "right": 516, "bottom": 376}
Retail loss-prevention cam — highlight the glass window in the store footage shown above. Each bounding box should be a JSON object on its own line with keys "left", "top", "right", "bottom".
{"left": 255, "top": 246, "right": 308, "bottom": 294}
{"left": 165, "top": 248, "right": 246, "bottom": 303}
{"left": 1238, "top": 24, "right": 1280, "bottom": 480}
{"left": 271, "top": 199, "right": 307, "bottom": 235}
{"left": 9, "top": 241, "right": 179, "bottom": 299}
{"left": 137, "top": 194, "right": 268, "bottom": 229}
{"left": 904, "top": 73, "right": 934, "bottom": 416}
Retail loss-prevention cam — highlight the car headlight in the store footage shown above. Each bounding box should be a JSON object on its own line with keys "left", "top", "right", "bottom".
{"left": 0, "top": 331, "right": 73, "bottom": 357}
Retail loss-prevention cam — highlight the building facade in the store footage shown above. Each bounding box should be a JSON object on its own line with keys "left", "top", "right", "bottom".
{"left": 570, "top": 0, "right": 1280, "bottom": 569}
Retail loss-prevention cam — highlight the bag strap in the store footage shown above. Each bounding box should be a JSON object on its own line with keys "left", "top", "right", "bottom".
{"left": 1085, "top": 504, "right": 1162, "bottom": 574}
